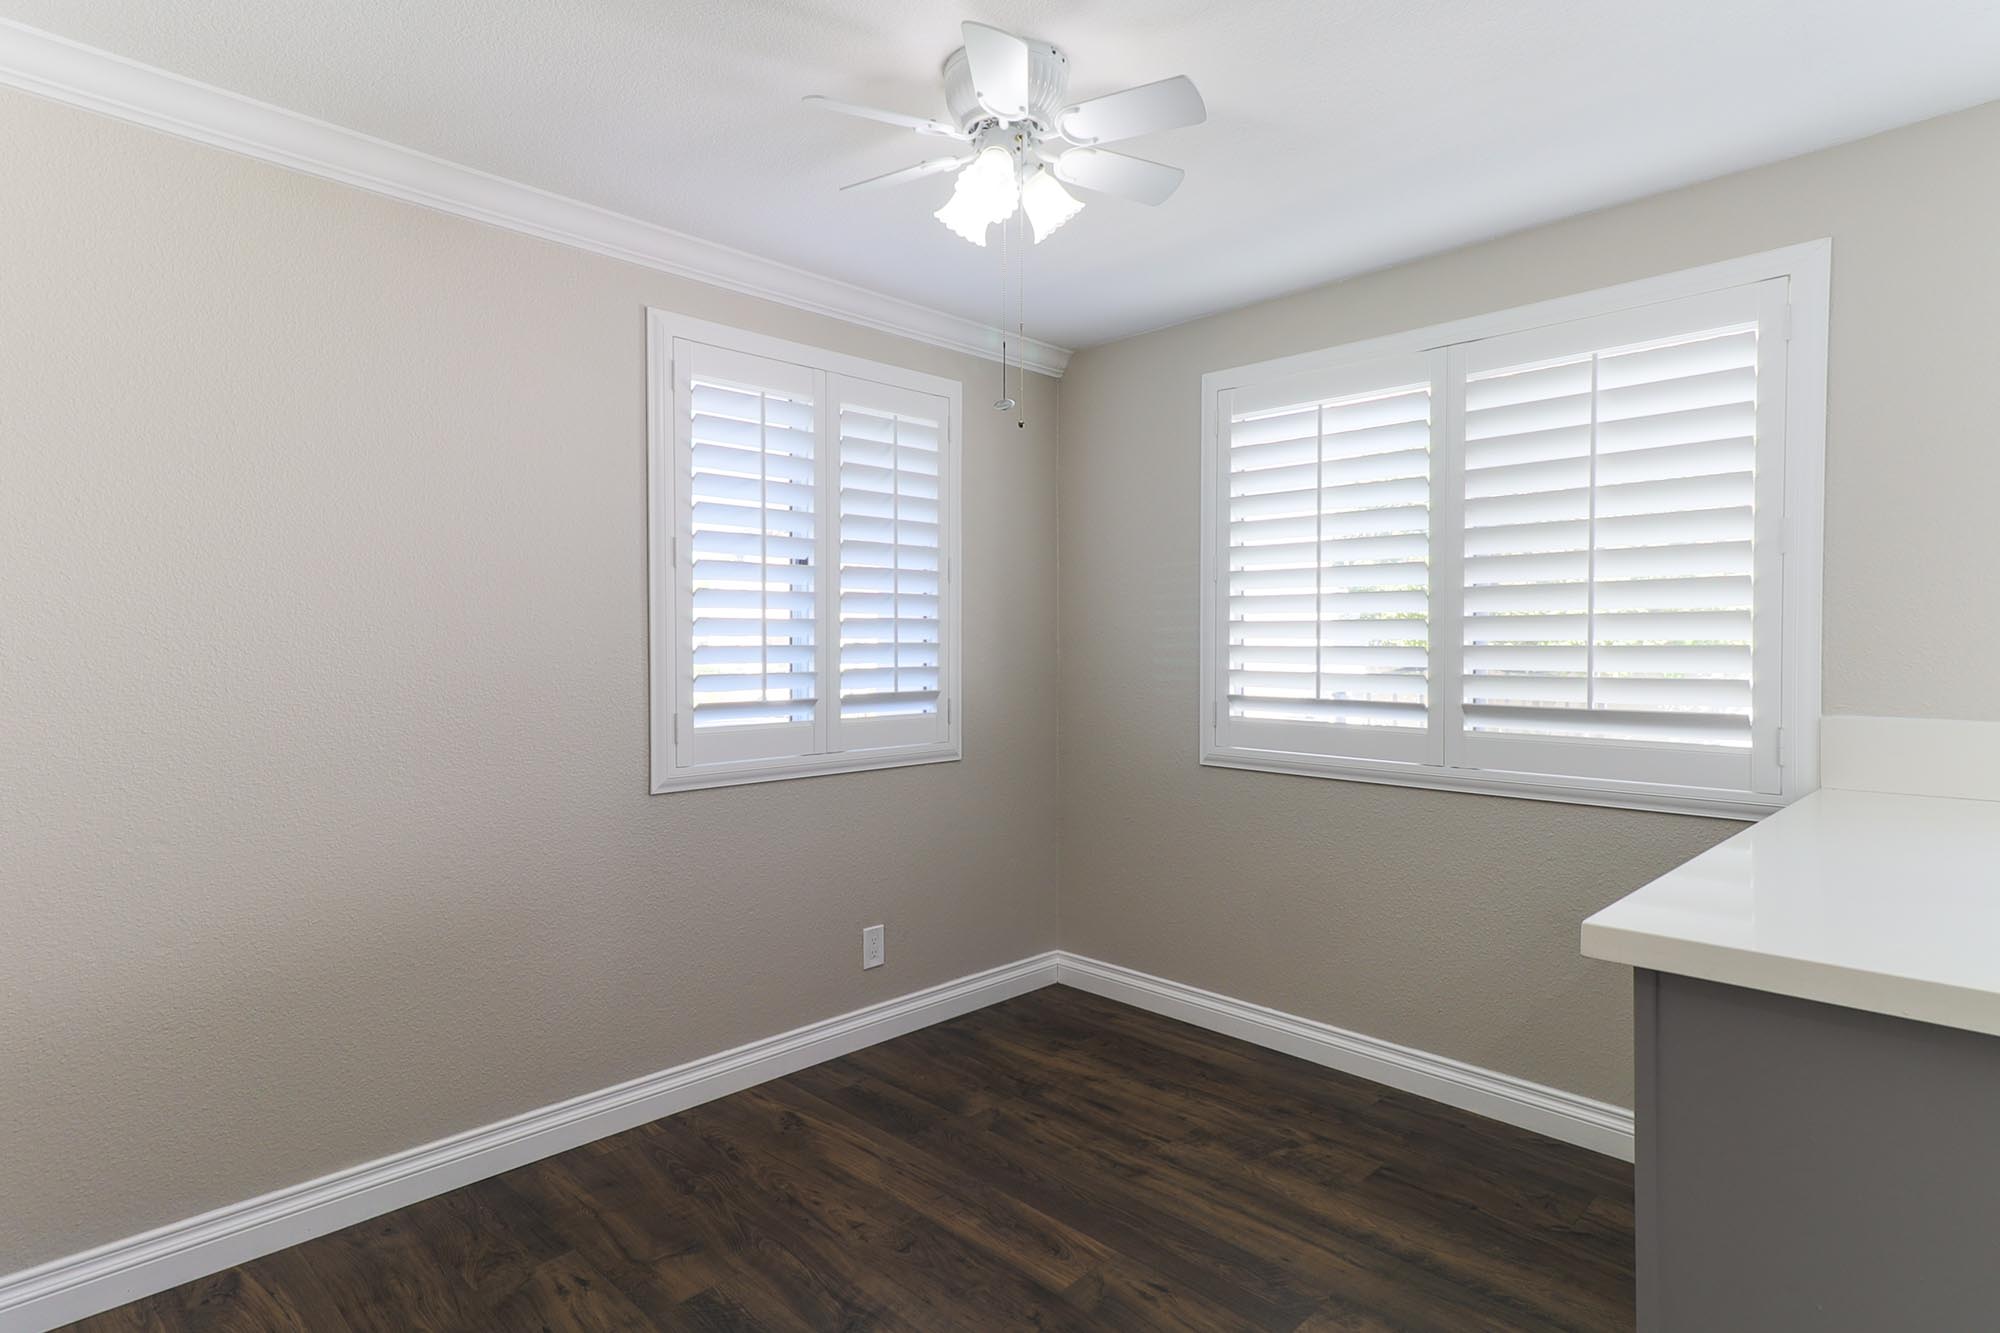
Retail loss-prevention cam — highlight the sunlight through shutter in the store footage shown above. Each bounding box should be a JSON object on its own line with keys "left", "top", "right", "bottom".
{"left": 688, "top": 380, "right": 818, "bottom": 728}
{"left": 673, "top": 340, "right": 822, "bottom": 768}
{"left": 1452, "top": 281, "right": 1785, "bottom": 792}
{"left": 1219, "top": 352, "right": 1434, "bottom": 764}
{"left": 834, "top": 376, "right": 951, "bottom": 750}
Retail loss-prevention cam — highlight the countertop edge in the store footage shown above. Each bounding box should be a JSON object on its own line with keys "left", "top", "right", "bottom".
{"left": 1582, "top": 917, "right": 2000, "bottom": 1041}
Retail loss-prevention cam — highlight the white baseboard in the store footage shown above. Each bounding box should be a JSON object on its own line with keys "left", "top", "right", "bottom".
{"left": 0, "top": 952, "right": 1061, "bottom": 1333}
{"left": 1, "top": 948, "right": 1634, "bottom": 1331}
{"left": 1055, "top": 953, "right": 1636, "bottom": 1162}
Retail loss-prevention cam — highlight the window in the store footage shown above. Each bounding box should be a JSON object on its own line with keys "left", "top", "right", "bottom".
{"left": 649, "top": 312, "right": 961, "bottom": 791}
{"left": 1200, "top": 243, "right": 1827, "bottom": 816}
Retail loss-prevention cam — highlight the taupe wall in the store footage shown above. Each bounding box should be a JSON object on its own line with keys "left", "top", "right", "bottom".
{"left": 1057, "top": 100, "right": 2000, "bottom": 1107}
{"left": 0, "top": 90, "right": 1061, "bottom": 1269}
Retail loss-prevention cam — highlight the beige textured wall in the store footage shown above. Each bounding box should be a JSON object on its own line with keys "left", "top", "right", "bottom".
{"left": 11, "top": 68, "right": 2000, "bottom": 1276}
{"left": 1058, "top": 100, "right": 2000, "bottom": 1108}
{"left": 0, "top": 90, "right": 1061, "bottom": 1269}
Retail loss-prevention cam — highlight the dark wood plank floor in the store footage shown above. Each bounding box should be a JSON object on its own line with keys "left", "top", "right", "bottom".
{"left": 70, "top": 985, "right": 1634, "bottom": 1332}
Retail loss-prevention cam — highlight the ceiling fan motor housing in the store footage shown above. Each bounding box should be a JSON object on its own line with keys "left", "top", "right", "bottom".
{"left": 943, "top": 40, "right": 1070, "bottom": 135}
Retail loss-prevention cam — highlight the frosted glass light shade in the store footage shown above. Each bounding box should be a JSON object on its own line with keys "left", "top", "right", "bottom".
{"left": 1022, "top": 166, "right": 1084, "bottom": 242}
{"left": 934, "top": 146, "right": 1019, "bottom": 246}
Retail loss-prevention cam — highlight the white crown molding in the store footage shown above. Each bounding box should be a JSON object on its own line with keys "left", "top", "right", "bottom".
{"left": 0, "top": 952, "right": 1065, "bottom": 1333}
{"left": 1056, "top": 953, "right": 1636, "bottom": 1161}
{"left": 0, "top": 948, "right": 1632, "bottom": 1330}
{"left": 0, "top": 19, "right": 1071, "bottom": 379}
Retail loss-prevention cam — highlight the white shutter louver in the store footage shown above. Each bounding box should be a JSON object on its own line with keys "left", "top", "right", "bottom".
{"left": 1452, "top": 281, "right": 1784, "bottom": 792}
{"left": 837, "top": 398, "right": 942, "bottom": 721}
{"left": 1218, "top": 352, "right": 1435, "bottom": 764}
{"left": 829, "top": 375, "right": 950, "bottom": 752}
{"left": 684, "top": 353, "right": 818, "bottom": 756}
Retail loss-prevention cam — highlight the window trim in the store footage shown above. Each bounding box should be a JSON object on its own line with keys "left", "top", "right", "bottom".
{"left": 648, "top": 310, "right": 964, "bottom": 794}
{"left": 1198, "top": 241, "right": 1829, "bottom": 819}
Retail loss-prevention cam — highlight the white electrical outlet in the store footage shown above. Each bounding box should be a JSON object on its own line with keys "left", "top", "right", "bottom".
{"left": 861, "top": 924, "right": 886, "bottom": 970}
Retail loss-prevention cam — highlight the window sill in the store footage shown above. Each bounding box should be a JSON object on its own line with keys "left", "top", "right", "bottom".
{"left": 652, "top": 743, "right": 961, "bottom": 794}
{"left": 1200, "top": 745, "right": 1790, "bottom": 821}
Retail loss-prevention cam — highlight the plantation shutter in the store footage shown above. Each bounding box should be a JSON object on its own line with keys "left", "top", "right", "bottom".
{"left": 1450, "top": 280, "right": 1788, "bottom": 793}
{"left": 675, "top": 341, "right": 820, "bottom": 766}
{"left": 1215, "top": 351, "right": 1437, "bottom": 765}
{"left": 653, "top": 317, "right": 964, "bottom": 791}
{"left": 831, "top": 375, "right": 952, "bottom": 752}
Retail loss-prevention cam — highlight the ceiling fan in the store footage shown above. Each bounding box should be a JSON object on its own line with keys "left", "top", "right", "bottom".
{"left": 806, "top": 22, "right": 1206, "bottom": 245}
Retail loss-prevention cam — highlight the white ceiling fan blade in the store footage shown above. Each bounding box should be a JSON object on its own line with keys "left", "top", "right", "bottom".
{"left": 1058, "top": 75, "right": 1206, "bottom": 146}
{"left": 840, "top": 156, "right": 971, "bottom": 192}
{"left": 803, "top": 95, "right": 968, "bottom": 140}
{"left": 960, "top": 22, "right": 1031, "bottom": 120}
{"left": 1051, "top": 148, "right": 1185, "bottom": 205}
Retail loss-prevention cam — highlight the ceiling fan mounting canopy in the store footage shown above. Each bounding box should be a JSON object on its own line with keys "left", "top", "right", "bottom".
{"left": 941, "top": 35, "right": 1070, "bottom": 136}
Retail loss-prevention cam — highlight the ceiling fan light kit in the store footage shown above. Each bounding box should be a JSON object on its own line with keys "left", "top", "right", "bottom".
{"left": 808, "top": 21, "right": 1206, "bottom": 417}
{"left": 808, "top": 20, "right": 1206, "bottom": 247}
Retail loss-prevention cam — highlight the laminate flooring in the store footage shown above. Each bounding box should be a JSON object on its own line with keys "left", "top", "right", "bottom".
{"left": 72, "top": 985, "right": 1634, "bottom": 1331}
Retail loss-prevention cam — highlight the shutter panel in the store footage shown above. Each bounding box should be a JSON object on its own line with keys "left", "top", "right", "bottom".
{"left": 1219, "top": 353, "right": 1434, "bottom": 764}
{"left": 677, "top": 341, "right": 819, "bottom": 764}
{"left": 832, "top": 375, "right": 951, "bottom": 751}
{"left": 1453, "top": 282, "right": 1782, "bottom": 791}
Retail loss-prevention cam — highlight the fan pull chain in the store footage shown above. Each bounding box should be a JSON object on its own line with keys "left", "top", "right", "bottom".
{"left": 1015, "top": 209, "right": 1027, "bottom": 429}
{"left": 993, "top": 192, "right": 1017, "bottom": 413}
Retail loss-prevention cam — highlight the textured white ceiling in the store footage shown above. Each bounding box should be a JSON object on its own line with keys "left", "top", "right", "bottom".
{"left": 7, "top": 0, "right": 2000, "bottom": 348}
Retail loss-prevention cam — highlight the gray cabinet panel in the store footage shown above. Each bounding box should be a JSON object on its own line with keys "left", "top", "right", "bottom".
{"left": 1637, "top": 969, "right": 2000, "bottom": 1331}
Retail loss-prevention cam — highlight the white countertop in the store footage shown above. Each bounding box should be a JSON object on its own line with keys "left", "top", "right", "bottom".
{"left": 1582, "top": 787, "right": 2000, "bottom": 1037}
